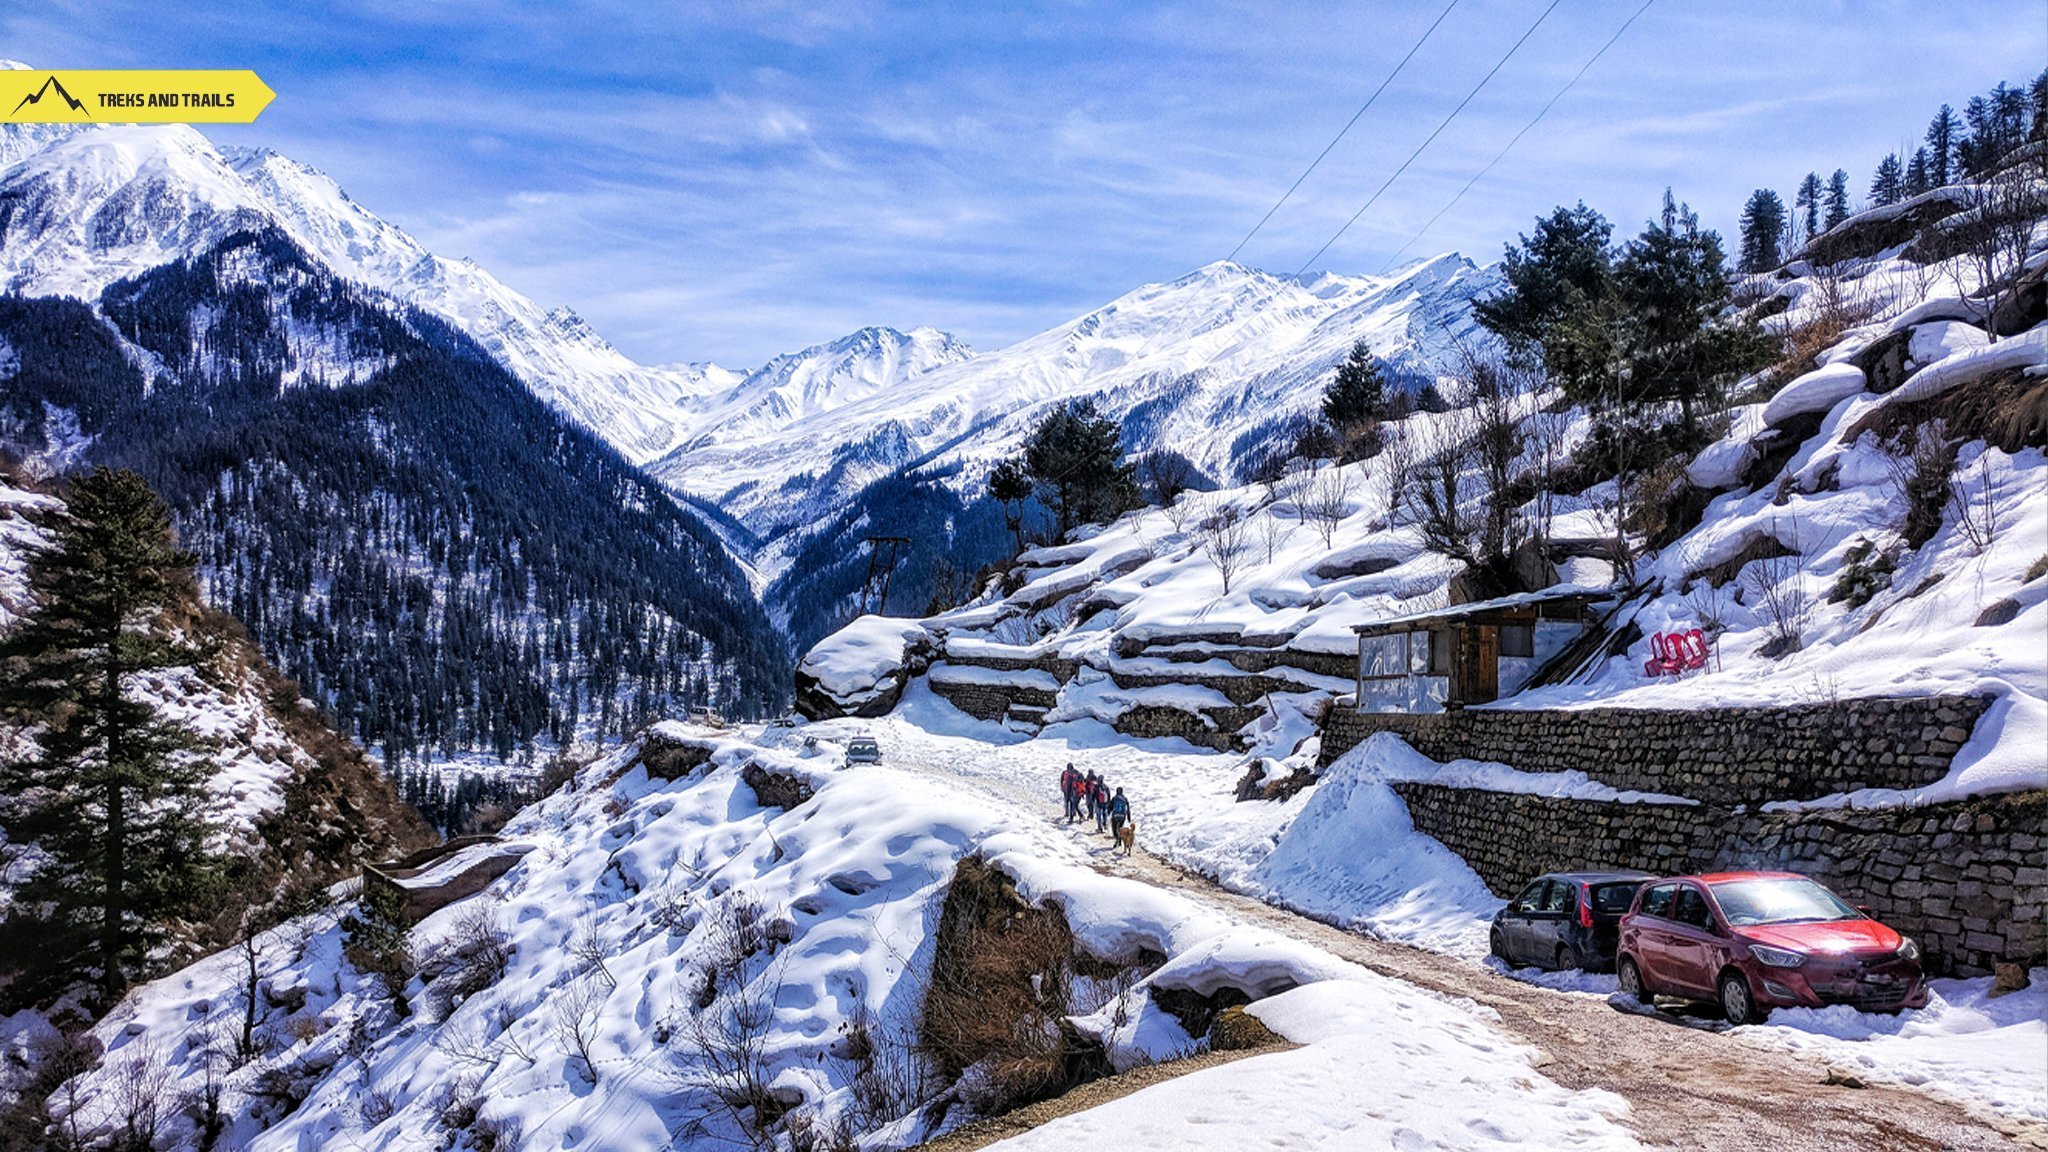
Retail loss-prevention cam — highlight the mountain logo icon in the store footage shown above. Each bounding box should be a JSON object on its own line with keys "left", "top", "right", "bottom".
{"left": 11, "top": 75, "right": 89, "bottom": 117}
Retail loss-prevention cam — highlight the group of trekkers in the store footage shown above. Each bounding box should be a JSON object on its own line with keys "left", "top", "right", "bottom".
{"left": 1057, "top": 763, "right": 1133, "bottom": 853}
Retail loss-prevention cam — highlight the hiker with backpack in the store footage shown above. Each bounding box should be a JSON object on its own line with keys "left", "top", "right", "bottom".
{"left": 1060, "top": 764, "right": 1081, "bottom": 823}
{"left": 1108, "top": 788, "right": 1132, "bottom": 853}
{"left": 1092, "top": 775, "right": 1111, "bottom": 833}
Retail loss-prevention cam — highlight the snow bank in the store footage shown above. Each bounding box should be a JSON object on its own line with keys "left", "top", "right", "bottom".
{"left": 1743, "top": 969, "right": 2048, "bottom": 1123}
{"left": 978, "top": 979, "right": 1641, "bottom": 1151}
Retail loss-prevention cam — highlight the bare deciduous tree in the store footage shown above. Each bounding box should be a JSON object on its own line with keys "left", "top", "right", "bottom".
{"left": 1255, "top": 507, "right": 1287, "bottom": 563}
{"left": 1946, "top": 169, "right": 2044, "bottom": 341}
{"left": 1300, "top": 462, "right": 1354, "bottom": 549}
{"left": 1377, "top": 421, "right": 1414, "bottom": 525}
{"left": 1197, "top": 501, "right": 1254, "bottom": 594}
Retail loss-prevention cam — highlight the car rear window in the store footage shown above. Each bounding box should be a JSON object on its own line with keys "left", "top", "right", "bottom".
{"left": 1589, "top": 882, "right": 1640, "bottom": 915}
{"left": 1639, "top": 883, "right": 1677, "bottom": 919}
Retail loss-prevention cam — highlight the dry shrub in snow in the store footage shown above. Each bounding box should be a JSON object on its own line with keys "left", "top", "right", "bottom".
{"left": 550, "top": 978, "right": 607, "bottom": 1086}
{"left": 424, "top": 898, "right": 511, "bottom": 1017}
{"left": 433, "top": 1075, "right": 521, "bottom": 1152}
{"left": 695, "top": 894, "right": 773, "bottom": 1006}
{"left": 1773, "top": 260, "right": 1883, "bottom": 383}
{"left": 570, "top": 913, "right": 617, "bottom": 989}
{"left": 671, "top": 971, "right": 788, "bottom": 1149}
{"left": 918, "top": 858, "right": 1087, "bottom": 1118}
{"left": 832, "top": 1005, "right": 933, "bottom": 1137}
{"left": 1743, "top": 530, "right": 1811, "bottom": 658}
{"left": 1884, "top": 418, "right": 1961, "bottom": 548}
{"left": 1949, "top": 449, "right": 2002, "bottom": 554}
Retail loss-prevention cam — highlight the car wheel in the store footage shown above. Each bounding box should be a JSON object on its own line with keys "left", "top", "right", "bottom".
{"left": 1555, "top": 944, "right": 1576, "bottom": 972}
{"left": 1617, "top": 956, "right": 1651, "bottom": 1004}
{"left": 1489, "top": 929, "right": 1511, "bottom": 965}
{"left": 1719, "top": 972, "right": 1763, "bottom": 1025}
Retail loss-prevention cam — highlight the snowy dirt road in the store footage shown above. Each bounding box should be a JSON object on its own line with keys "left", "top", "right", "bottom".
{"left": 846, "top": 720, "right": 2041, "bottom": 1152}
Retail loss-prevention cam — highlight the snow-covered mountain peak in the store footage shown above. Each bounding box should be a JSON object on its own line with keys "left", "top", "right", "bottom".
{"left": 0, "top": 121, "right": 738, "bottom": 463}
{"left": 675, "top": 323, "right": 978, "bottom": 450}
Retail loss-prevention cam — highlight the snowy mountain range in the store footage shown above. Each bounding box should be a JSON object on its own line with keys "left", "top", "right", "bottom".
{"left": 0, "top": 101, "right": 1495, "bottom": 559}
{"left": 651, "top": 255, "right": 1496, "bottom": 543}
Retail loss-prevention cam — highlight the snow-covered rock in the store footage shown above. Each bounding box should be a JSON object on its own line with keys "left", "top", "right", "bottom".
{"left": 1761, "top": 362, "right": 1866, "bottom": 428}
{"left": 793, "top": 614, "right": 934, "bottom": 718}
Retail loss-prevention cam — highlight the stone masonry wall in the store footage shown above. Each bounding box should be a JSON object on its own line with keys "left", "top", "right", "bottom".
{"left": 928, "top": 678, "right": 1061, "bottom": 721}
{"left": 1391, "top": 783, "right": 2045, "bottom": 977}
{"left": 1322, "top": 696, "right": 1990, "bottom": 806}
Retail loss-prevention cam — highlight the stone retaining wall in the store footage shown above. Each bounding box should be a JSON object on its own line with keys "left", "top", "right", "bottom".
{"left": 1112, "top": 703, "right": 1261, "bottom": 751}
{"left": 928, "top": 678, "right": 1062, "bottom": 721}
{"left": 1322, "top": 696, "right": 1990, "bottom": 805}
{"left": 1108, "top": 668, "right": 1324, "bottom": 707}
{"left": 1391, "top": 782, "right": 2045, "bottom": 976}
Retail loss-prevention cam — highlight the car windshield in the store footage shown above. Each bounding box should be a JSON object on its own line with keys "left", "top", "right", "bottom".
{"left": 1589, "top": 882, "right": 1640, "bottom": 915}
{"left": 1710, "top": 878, "right": 1860, "bottom": 926}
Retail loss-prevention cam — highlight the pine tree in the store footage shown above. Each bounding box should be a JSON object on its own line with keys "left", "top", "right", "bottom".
{"left": 1869, "top": 153, "right": 1906, "bottom": 207}
{"left": 1737, "top": 188, "right": 1787, "bottom": 272}
{"left": 0, "top": 468, "right": 224, "bottom": 1006}
{"left": 1925, "top": 104, "right": 1961, "bottom": 187}
{"left": 1471, "top": 202, "right": 1615, "bottom": 397}
{"left": 1321, "top": 339, "right": 1388, "bottom": 435}
{"left": 1823, "top": 169, "right": 1851, "bottom": 230}
{"left": 1612, "top": 194, "right": 1763, "bottom": 431}
{"left": 1018, "top": 399, "right": 1139, "bottom": 538}
{"left": 1905, "top": 148, "right": 1931, "bottom": 197}
{"left": 1793, "top": 172, "right": 1823, "bottom": 241}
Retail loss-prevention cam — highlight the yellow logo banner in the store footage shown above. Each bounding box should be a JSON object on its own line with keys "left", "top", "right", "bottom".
{"left": 1, "top": 71, "right": 275, "bottom": 124}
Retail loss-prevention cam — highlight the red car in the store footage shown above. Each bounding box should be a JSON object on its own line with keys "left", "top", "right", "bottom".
{"left": 1616, "top": 871, "right": 1928, "bottom": 1024}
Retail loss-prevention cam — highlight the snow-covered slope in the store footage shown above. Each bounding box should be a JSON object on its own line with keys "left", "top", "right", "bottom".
{"left": 654, "top": 255, "right": 1497, "bottom": 538}
{"left": 0, "top": 117, "right": 728, "bottom": 464}
{"left": 39, "top": 723, "right": 1650, "bottom": 1152}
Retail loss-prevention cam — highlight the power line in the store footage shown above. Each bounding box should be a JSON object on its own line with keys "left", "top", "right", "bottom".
{"left": 1226, "top": 0, "right": 1465, "bottom": 264}
{"left": 1379, "top": 0, "right": 1656, "bottom": 273}
{"left": 1293, "top": 0, "right": 1565, "bottom": 277}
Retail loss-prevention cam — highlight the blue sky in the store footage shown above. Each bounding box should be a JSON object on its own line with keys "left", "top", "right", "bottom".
{"left": 6, "top": 1, "right": 2042, "bottom": 365}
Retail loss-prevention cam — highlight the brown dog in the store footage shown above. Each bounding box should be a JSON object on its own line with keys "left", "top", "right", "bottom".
{"left": 1113, "top": 821, "right": 1136, "bottom": 855}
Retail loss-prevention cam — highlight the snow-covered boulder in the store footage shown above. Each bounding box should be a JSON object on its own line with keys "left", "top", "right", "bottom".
{"left": 793, "top": 615, "right": 935, "bottom": 719}
{"left": 1908, "top": 319, "right": 1990, "bottom": 367}
{"left": 1883, "top": 327, "right": 2048, "bottom": 407}
{"left": 1762, "top": 361, "right": 1866, "bottom": 429}
{"left": 1687, "top": 433, "right": 1758, "bottom": 490}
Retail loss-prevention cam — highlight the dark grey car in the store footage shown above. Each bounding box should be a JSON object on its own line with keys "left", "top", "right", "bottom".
{"left": 1490, "top": 870, "right": 1654, "bottom": 972}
